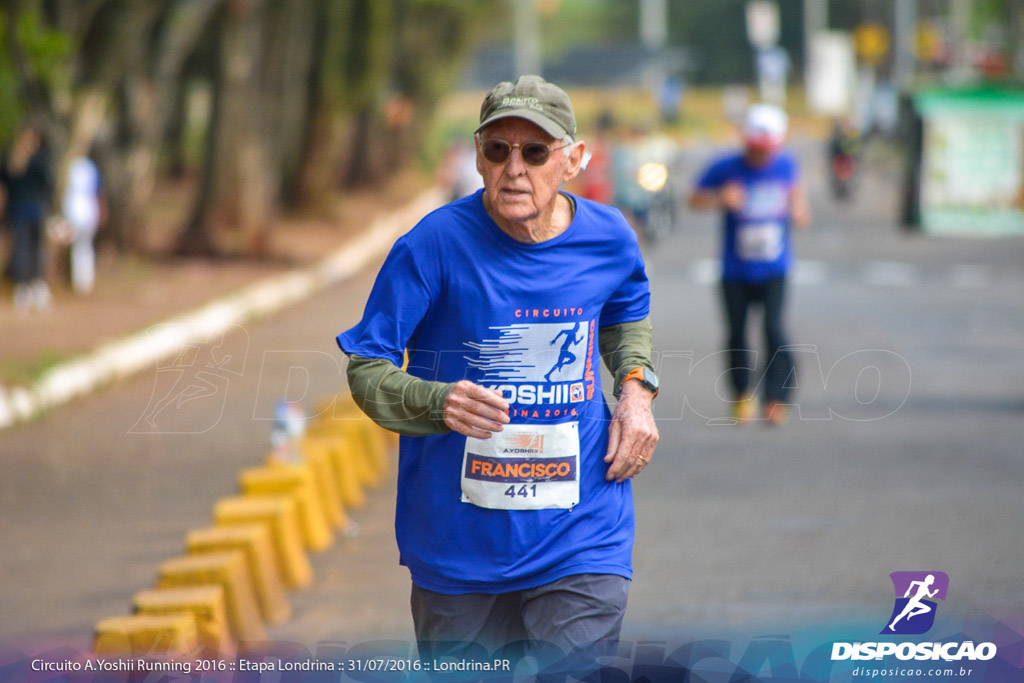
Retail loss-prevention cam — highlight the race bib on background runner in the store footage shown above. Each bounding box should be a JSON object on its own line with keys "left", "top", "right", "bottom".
{"left": 737, "top": 221, "right": 784, "bottom": 262}
{"left": 461, "top": 422, "right": 580, "bottom": 510}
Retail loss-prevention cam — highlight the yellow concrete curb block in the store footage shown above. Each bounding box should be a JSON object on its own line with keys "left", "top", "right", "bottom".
{"left": 157, "top": 551, "right": 266, "bottom": 642}
{"left": 213, "top": 496, "right": 312, "bottom": 590}
{"left": 302, "top": 434, "right": 364, "bottom": 513}
{"left": 297, "top": 439, "right": 349, "bottom": 531}
{"left": 332, "top": 393, "right": 361, "bottom": 416}
{"left": 331, "top": 419, "right": 387, "bottom": 485}
{"left": 360, "top": 421, "right": 390, "bottom": 482}
{"left": 185, "top": 524, "right": 291, "bottom": 625}
{"left": 308, "top": 420, "right": 380, "bottom": 490}
{"left": 93, "top": 614, "right": 200, "bottom": 657}
{"left": 323, "top": 393, "right": 396, "bottom": 467}
{"left": 132, "top": 586, "right": 234, "bottom": 656}
{"left": 321, "top": 435, "right": 368, "bottom": 511}
{"left": 240, "top": 463, "right": 333, "bottom": 553}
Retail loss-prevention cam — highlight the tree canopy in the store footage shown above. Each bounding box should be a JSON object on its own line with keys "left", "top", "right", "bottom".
{"left": 0, "top": 0, "right": 491, "bottom": 257}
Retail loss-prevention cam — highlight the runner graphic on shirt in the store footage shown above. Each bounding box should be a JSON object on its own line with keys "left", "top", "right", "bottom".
{"left": 465, "top": 320, "right": 589, "bottom": 383}
{"left": 545, "top": 322, "right": 584, "bottom": 381}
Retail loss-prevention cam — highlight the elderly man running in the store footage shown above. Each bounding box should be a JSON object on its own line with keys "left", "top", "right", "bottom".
{"left": 337, "top": 75, "right": 660, "bottom": 672}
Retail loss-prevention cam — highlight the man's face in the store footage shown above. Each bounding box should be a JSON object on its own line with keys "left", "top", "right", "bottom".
{"left": 476, "top": 118, "right": 582, "bottom": 226}
{"left": 743, "top": 143, "right": 777, "bottom": 168}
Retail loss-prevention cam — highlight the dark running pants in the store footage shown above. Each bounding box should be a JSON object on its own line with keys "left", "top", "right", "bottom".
{"left": 720, "top": 276, "right": 795, "bottom": 403}
{"left": 411, "top": 573, "right": 629, "bottom": 675}
{"left": 9, "top": 218, "right": 45, "bottom": 283}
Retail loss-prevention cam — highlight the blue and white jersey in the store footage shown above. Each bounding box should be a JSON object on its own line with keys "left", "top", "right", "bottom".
{"left": 337, "top": 189, "right": 650, "bottom": 594}
{"left": 695, "top": 151, "right": 800, "bottom": 282}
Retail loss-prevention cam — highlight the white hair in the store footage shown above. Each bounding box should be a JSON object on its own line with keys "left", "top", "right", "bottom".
{"left": 564, "top": 135, "right": 592, "bottom": 170}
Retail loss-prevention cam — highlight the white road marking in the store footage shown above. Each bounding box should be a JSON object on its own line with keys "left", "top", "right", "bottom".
{"left": 863, "top": 261, "right": 920, "bottom": 288}
{"left": 689, "top": 258, "right": 721, "bottom": 285}
{"left": 791, "top": 260, "right": 829, "bottom": 286}
{"left": 948, "top": 265, "right": 992, "bottom": 289}
{"left": 679, "top": 259, "right": 1016, "bottom": 291}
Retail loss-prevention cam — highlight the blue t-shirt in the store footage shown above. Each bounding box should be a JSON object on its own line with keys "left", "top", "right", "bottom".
{"left": 337, "top": 189, "right": 650, "bottom": 594}
{"left": 695, "top": 151, "right": 800, "bottom": 282}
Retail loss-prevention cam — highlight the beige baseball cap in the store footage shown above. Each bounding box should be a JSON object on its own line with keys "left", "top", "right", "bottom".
{"left": 475, "top": 75, "right": 577, "bottom": 141}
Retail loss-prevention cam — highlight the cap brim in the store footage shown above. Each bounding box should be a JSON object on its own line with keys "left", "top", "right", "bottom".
{"left": 475, "top": 110, "right": 571, "bottom": 140}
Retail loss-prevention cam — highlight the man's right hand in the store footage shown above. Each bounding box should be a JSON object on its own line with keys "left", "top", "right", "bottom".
{"left": 718, "top": 182, "right": 746, "bottom": 212}
{"left": 443, "top": 380, "right": 510, "bottom": 439}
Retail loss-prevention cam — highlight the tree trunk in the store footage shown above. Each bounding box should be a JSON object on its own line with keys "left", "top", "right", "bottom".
{"left": 112, "top": 0, "right": 221, "bottom": 252}
{"left": 339, "top": 0, "right": 396, "bottom": 187}
{"left": 295, "top": 0, "right": 356, "bottom": 205}
{"left": 264, "top": 0, "right": 318, "bottom": 209}
{"left": 179, "top": 0, "right": 275, "bottom": 257}
{"left": 65, "top": 0, "right": 168, "bottom": 250}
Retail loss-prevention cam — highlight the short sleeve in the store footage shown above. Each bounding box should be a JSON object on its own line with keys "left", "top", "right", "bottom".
{"left": 599, "top": 234, "right": 650, "bottom": 328}
{"left": 784, "top": 154, "right": 800, "bottom": 184}
{"left": 336, "top": 236, "right": 436, "bottom": 366}
{"left": 695, "top": 156, "right": 731, "bottom": 191}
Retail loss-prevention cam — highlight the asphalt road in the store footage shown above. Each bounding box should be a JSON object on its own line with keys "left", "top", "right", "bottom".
{"left": 2, "top": 137, "right": 1022, "bottom": 670}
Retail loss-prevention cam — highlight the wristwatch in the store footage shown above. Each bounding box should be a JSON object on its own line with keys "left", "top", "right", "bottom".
{"left": 616, "top": 366, "right": 659, "bottom": 398}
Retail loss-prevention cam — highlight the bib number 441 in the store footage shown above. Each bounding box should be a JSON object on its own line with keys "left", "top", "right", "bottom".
{"left": 505, "top": 484, "right": 537, "bottom": 499}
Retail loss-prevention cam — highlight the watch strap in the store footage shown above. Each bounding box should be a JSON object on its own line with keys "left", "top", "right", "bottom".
{"left": 617, "top": 366, "right": 659, "bottom": 398}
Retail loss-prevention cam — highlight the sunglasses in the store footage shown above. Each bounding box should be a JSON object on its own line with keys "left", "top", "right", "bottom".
{"left": 480, "top": 139, "right": 573, "bottom": 166}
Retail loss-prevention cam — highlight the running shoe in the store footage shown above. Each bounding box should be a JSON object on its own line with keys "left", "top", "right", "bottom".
{"left": 764, "top": 401, "right": 788, "bottom": 426}
{"left": 732, "top": 393, "right": 757, "bottom": 424}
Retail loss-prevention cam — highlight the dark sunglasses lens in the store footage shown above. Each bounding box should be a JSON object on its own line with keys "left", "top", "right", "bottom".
{"left": 521, "top": 143, "right": 551, "bottom": 165}
{"left": 482, "top": 140, "right": 510, "bottom": 164}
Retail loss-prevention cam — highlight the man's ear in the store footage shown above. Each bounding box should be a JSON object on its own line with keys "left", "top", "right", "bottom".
{"left": 563, "top": 140, "right": 586, "bottom": 182}
{"left": 474, "top": 134, "right": 485, "bottom": 175}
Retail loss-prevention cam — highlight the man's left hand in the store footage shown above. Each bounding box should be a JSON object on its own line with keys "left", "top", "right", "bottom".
{"left": 604, "top": 380, "right": 659, "bottom": 483}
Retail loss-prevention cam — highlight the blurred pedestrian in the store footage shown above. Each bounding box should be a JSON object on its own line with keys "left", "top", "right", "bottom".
{"left": 438, "top": 137, "right": 484, "bottom": 203}
{"left": 827, "top": 117, "right": 862, "bottom": 201}
{"left": 337, "top": 75, "right": 659, "bottom": 674}
{"left": 576, "top": 110, "right": 616, "bottom": 204}
{"left": 688, "top": 104, "right": 810, "bottom": 425}
{"left": 612, "top": 123, "right": 679, "bottom": 245}
{"left": 62, "top": 154, "right": 105, "bottom": 294}
{"left": 828, "top": 116, "right": 862, "bottom": 161}
{"left": 1, "top": 124, "right": 54, "bottom": 311}
{"left": 658, "top": 76, "right": 685, "bottom": 124}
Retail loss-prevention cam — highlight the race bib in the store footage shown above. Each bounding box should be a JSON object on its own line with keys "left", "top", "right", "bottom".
{"left": 461, "top": 422, "right": 580, "bottom": 511}
{"left": 737, "top": 221, "right": 784, "bottom": 262}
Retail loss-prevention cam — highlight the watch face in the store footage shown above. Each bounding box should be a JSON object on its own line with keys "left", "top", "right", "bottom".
{"left": 623, "top": 367, "right": 658, "bottom": 394}
{"left": 617, "top": 367, "right": 659, "bottom": 397}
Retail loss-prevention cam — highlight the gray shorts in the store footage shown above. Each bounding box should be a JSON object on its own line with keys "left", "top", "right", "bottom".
{"left": 411, "top": 573, "right": 629, "bottom": 667}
